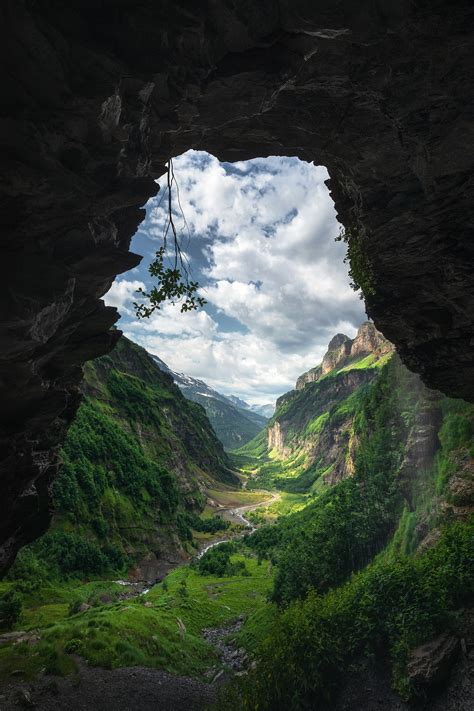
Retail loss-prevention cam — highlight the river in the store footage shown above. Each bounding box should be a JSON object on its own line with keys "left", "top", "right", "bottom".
{"left": 113, "top": 489, "right": 279, "bottom": 592}
{"left": 197, "top": 490, "right": 279, "bottom": 558}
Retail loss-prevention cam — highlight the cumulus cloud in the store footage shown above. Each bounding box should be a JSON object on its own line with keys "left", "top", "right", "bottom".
{"left": 121, "top": 329, "right": 326, "bottom": 404}
{"left": 104, "top": 279, "right": 145, "bottom": 315}
{"left": 106, "top": 151, "right": 366, "bottom": 403}
{"left": 127, "top": 303, "right": 218, "bottom": 338}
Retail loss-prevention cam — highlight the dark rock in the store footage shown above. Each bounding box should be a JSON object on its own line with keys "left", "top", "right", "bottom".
{"left": 407, "top": 633, "right": 460, "bottom": 686}
{"left": 296, "top": 322, "right": 392, "bottom": 390}
{"left": 0, "top": 0, "right": 473, "bottom": 571}
{"left": 15, "top": 688, "right": 34, "bottom": 708}
{"left": 203, "top": 617, "right": 248, "bottom": 673}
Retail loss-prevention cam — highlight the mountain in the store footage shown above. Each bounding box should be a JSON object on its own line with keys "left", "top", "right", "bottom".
{"left": 227, "top": 394, "right": 251, "bottom": 409}
{"left": 236, "top": 320, "right": 473, "bottom": 509}
{"left": 150, "top": 354, "right": 268, "bottom": 449}
{"left": 31, "top": 336, "right": 237, "bottom": 583}
{"left": 224, "top": 395, "right": 275, "bottom": 419}
{"left": 249, "top": 403, "right": 275, "bottom": 418}
{"left": 224, "top": 395, "right": 275, "bottom": 421}
{"left": 238, "top": 322, "right": 395, "bottom": 491}
{"left": 294, "top": 323, "right": 392, "bottom": 391}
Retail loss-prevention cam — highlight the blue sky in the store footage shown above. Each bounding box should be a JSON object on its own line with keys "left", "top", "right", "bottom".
{"left": 105, "top": 151, "right": 366, "bottom": 405}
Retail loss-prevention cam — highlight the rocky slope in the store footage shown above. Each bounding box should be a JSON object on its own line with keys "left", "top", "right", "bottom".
{"left": 151, "top": 356, "right": 268, "bottom": 449}
{"left": 1, "top": 0, "right": 473, "bottom": 572}
{"left": 295, "top": 322, "right": 392, "bottom": 390}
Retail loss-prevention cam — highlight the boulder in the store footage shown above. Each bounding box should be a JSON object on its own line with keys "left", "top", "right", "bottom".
{"left": 407, "top": 632, "right": 460, "bottom": 686}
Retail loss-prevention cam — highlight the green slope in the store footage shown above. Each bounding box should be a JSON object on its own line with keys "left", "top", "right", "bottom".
{"left": 230, "top": 354, "right": 473, "bottom": 708}
{"left": 187, "top": 392, "right": 267, "bottom": 450}
{"left": 14, "top": 336, "right": 238, "bottom": 580}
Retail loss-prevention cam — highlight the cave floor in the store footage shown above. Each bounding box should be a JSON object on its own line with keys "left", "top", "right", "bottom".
{"left": 0, "top": 663, "right": 218, "bottom": 711}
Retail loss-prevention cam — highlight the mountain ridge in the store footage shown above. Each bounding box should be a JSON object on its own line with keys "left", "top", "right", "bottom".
{"left": 295, "top": 321, "right": 392, "bottom": 392}
{"left": 149, "top": 354, "right": 269, "bottom": 449}
{"left": 35, "top": 335, "right": 238, "bottom": 584}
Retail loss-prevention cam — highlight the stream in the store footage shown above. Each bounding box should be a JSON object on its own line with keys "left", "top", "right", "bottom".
{"left": 196, "top": 490, "right": 279, "bottom": 558}
{"left": 113, "top": 490, "right": 279, "bottom": 593}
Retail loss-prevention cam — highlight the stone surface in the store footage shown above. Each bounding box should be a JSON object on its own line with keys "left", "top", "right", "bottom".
{"left": 407, "top": 633, "right": 460, "bottom": 686}
{"left": 296, "top": 322, "right": 392, "bottom": 389}
{"left": 1, "top": 1, "right": 473, "bottom": 570}
{"left": 0, "top": 664, "right": 217, "bottom": 711}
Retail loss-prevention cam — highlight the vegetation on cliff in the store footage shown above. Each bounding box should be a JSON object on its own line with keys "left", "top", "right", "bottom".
{"left": 229, "top": 519, "right": 473, "bottom": 710}
{"left": 225, "top": 329, "right": 474, "bottom": 708}
{"left": 8, "top": 337, "right": 236, "bottom": 582}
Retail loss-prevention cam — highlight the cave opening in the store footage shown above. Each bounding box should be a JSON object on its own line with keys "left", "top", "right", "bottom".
{"left": 1, "top": 2, "right": 473, "bottom": 706}
{"left": 105, "top": 150, "right": 367, "bottom": 408}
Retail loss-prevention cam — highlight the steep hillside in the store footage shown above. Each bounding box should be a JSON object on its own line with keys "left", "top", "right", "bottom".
{"left": 248, "top": 354, "right": 473, "bottom": 596}
{"left": 237, "top": 322, "right": 395, "bottom": 492}
{"left": 24, "top": 336, "right": 237, "bottom": 583}
{"left": 151, "top": 355, "right": 268, "bottom": 449}
{"left": 233, "top": 331, "right": 474, "bottom": 709}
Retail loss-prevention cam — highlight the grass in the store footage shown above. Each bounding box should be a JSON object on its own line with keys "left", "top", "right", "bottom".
{"left": 247, "top": 493, "right": 310, "bottom": 524}
{"left": 305, "top": 411, "right": 329, "bottom": 435}
{"left": 205, "top": 487, "right": 271, "bottom": 507}
{"left": 0, "top": 554, "right": 273, "bottom": 686}
{"left": 245, "top": 452, "right": 310, "bottom": 491}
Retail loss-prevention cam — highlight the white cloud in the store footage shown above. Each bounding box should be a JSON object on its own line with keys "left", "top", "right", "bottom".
{"left": 104, "top": 279, "right": 145, "bottom": 315}
{"left": 122, "top": 318, "right": 359, "bottom": 406}
{"left": 127, "top": 303, "right": 218, "bottom": 338}
{"left": 113, "top": 152, "right": 366, "bottom": 402}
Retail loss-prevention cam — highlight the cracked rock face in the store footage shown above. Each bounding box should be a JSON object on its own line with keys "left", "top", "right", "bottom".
{"left": 0, "top": 0, "right": 473, "bottom": 571}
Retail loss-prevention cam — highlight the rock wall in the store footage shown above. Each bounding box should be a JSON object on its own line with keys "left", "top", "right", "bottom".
{"left": 269, "top": 366, "right": 376, "bottom": 469}
{"left": 1, "top": 0, "right": 473, "bottom": 571}
{"left": 297, "top": 322, "right": 393, "bottom": 390}
{"left": 268, "top": 324, "right": 394, "bottom": 478}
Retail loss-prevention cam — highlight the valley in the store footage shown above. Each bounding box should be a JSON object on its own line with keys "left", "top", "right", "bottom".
{"left": 2, "top": 5, "right": 473, "bottom": 709}
{"left": 0, "top": 325, "right": 472, "bottom": 710}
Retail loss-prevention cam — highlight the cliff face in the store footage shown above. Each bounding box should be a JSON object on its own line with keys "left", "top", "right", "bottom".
{"left": 256, "top": 327, "right": 473, "bottom": 517}
{"left": 268, "top": 325, "right": 394, "bottom": 489}
{"left": 296, "top": 322, "right": 391, "bottom": 390}
{"left": 1, "top": 0, "right": 473, "bottom": 571}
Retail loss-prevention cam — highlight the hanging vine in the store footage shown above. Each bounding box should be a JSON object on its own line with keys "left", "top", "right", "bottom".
{"left": 134, "top": 158, "right": 206, "bottom": 318}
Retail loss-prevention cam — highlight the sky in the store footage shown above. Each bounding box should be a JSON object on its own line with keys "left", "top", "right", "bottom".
{"left": 104, "top": 151, "right": 366, "bottom": 405}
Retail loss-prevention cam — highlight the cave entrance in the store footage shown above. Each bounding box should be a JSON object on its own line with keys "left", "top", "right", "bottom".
{"left": 105, "top": 151, "right": 366, "bottom": 408}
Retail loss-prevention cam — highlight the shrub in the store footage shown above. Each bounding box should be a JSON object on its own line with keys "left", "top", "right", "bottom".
{"left": 33, "top": 531, "right": 109, "bottom": 577}
{"left": 64, "top": 638, "right": 83, "bottom": 654}
{"left": 195, "top": 544, "right": 248, "bottom": 577}
{"left": 233, "top": 519, "right": 474, "bottom": 710}
{"left": 0, "top": 590, "right": 23, "bottom": 630}
{"left": 177, "top": 512, "right": 230, "bottom": 540}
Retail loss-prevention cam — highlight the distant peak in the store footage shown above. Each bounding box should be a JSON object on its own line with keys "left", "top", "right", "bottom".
{"left": 296, "top": 323, "right": 393, "bottom": 391}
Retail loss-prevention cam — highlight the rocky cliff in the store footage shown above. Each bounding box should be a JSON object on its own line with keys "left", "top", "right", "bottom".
{"left": 296, "top": 322, "right": 391, "bottom": 390}
{"left": 1, "top": 1, "right": 473, "bottom": 572}
{"left": 266, "top": 324, "right": 395, "bottom": 489}
{"left": 244, "top": 326, "right": 473, "bottom": 531}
